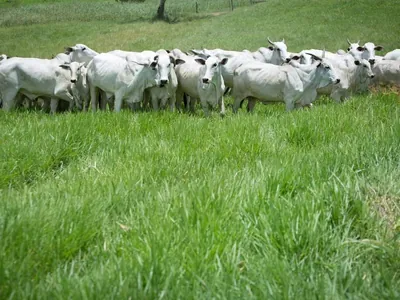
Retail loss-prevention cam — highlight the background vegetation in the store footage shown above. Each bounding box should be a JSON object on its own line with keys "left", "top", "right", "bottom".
{"left": 0, "top": 0, "right": 399, "bottom": 298}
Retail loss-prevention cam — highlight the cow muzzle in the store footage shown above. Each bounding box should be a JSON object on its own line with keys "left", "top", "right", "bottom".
{"left": 71, "top": 79, "right": 77, "bottom": 83}
{"left": 370, "top": 74, "right": 375, "bottom": 78}
{"left": 285, "top": 58, "right": 291, "bottom": 63}
{"left": 202, "top": 78, "right": 210, "bottom": 84}
{"left": 335, "top": 79, "right": 340, "bottom": 84}
{"left": 160, "top": 79, "right": 168, "bottom": 87}
{"left": 369, "top": 59, "right": 375, "bottom": 65}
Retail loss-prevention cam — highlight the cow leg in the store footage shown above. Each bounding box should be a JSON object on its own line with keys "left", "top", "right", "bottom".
{"left": 168, "top": 92, "right": 176, "bottom": 112}
{"left": 114, "top": 91, "right": 124, "bottom": 112}
{"left": 151, "top": 95, "right": 159, "bottom": 111}
{"left": 71, "top": 85, "right": 82, "bottom": 111}
{"left": 220, "top": 97, "right": 226, "bottom": 118}
{"left": 330, "top": 89, "right": 343, "bottom": 103}
{"left": 285, "top": 100, "right": 295, "bottom": 111}
{"left": 232, "top": 95, "right": 246, "bottom": 113}
{"left": 50, "top": 98, "right": 59, "bottom": 114}
{"left": 98, "top": 89, "right": 107, "bottom": 111}
{"left": 247, "top": 97, "right": 257, "bottom": 113}
{"left": 83, "top": 91, "right": 90, "bottom": 112}
{"left": 41, "top": 98, "right": 51, "bottom": 113}
{"left": 1, "top": 88, "right": 19, "bottom": 111}
{"left": 189, "top": 97, "right": 197, "bottom": 114}
{"left": 200, "top": 100, "right": 210, "bottom": 117}
{"left": 175, "top": 88, "right": 184, "bottom": 113}
{"left": 90, "top": 85, "right": 99, "bottom": 112}
{"left": 99, "top": 90, "right": 108, "bottom": 111}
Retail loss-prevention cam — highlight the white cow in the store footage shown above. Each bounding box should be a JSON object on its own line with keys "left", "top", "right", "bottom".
{"left": 64, "top": 44, "right": 99, "bottom": 65}
{"left": 371, "top": 60, "right": 400, "bottom": 86}
{"left": 0, "top": 58, "right": 84, "bottom": 113}
{"left": 87, "top": 53, "right": 160, "bottom": 112}
{"left": 383, "top": 49, "right": 400, "bottom": 61}
{"left": 70, "top": 64, "right": 89, "bottom": 111}
{"left": 175, "top": 54, "right": 228, "bottom": 117}
{"left": 143, "top": 50, "right": 179, "bottom": 111}
{"left": 108, "top": 49, "right": 175, "bottom": 110}
{"left": 191, "top": 38, "right": 290, "bottom": 89}
{"left": 231, "top": 53, "right": 339, "bottom": 112}
{"left": 345, "top": 40, "right": 383, "bottom": 65}
{"left": 317, "top": 59, "right": 374, "bottom": 102}
{"left": 251, "top": 38, "right": 291, "bottom": 64}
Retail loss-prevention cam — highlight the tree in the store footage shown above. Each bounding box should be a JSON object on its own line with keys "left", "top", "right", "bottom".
{"left": 156, "top": 0, "right": 167, "bottom": 20}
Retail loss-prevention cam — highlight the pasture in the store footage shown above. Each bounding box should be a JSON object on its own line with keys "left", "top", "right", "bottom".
{"left": 1, "top": 0, "right": 400, "bottom": 298}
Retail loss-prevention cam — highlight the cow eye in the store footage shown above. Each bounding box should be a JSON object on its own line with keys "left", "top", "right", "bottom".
{"left": 347, "top": 48, "right": 350, "bottom": 51}
{"left": 82, "top": 47, "right": 86, "bottom": 51}
{"left": 212, "top": 63, "right": 217, "bottom": 67}
{"left": 325, "top": 66, "right": 330, "bottom": 69}
{"left": 277, "top": 48, "right": 281, "bottom": 52}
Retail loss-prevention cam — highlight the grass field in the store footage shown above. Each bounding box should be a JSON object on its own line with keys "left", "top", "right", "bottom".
{"left": 1, "top": 0, "right": 400, "bottom": 299}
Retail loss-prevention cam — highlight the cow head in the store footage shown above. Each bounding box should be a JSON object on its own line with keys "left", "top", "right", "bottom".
{"left": 307, "top": 53, "right": 340, "bottom": 88}
{"left": 195, "top": 55, "right": 228, "bottom": 86}
{"left": 59, "top": 62, "right": 86, "bottom": 83}
{"left": 346, "top": 39, "right": 364, "bottom": 62}
{"left": 267, "top": 37, "right": 290, "bottom": 64}
{"left": 153, "top": 53, "right": 173, "bottom": 87}
{"left": 64, "top": 44, "right": 99, "bottom": 66}
{"left": 291, "top": 51, "right": 314, "bottom": 65}
{"left": 361, "top": 42, "right": 383, "bottom": 65}
{"left": 354, "top": 59, "right": 375, "bottom": 79}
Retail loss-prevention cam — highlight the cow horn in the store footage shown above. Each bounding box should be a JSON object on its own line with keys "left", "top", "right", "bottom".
{"left": 346, "top": 38, "right": 352, "bottom": 45}
{"left": 190, "top": 49, "right": 204, "bottom": 56}
{"left": 357, "top": 40, "right": 360, "bottom": 44}
{"left": 322, "top": 48, "right": 326, "bottom": 59}
{"left": 267, "top": 37, "right": 275, "bottom": 46}
{"left": 191, "top": 50, "right": 209, "bottom": 59}
{"left": 306, "top": 53, "right": 322, "bottom": 61}
{"left": 64, "top": 47, "right": 74, "bottom": 54}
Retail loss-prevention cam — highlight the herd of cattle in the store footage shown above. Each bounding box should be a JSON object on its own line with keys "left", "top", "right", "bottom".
{"left": 0, "top": 39, "right": 399, "bottom": 115}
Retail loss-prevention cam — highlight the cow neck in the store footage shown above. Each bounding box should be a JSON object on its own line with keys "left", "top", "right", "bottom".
{"left": 125, "top": 63, "right": 150, "bottom": 90}
{"left": 293, "top": 63, "right": 325, "bottom": 91}
{"left": 354, "top": 65, "right": 370, "bottom": 86}
{"left": 206, "top": 65, "right": 223, "bottom": 105}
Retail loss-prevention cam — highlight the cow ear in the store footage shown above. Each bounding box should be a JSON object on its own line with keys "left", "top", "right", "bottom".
{"left": 165, "top": 49, "right": 171, "bottom": 53}
{"left": 375, "top": 45, "right": 383, "bottom": 51}
{"left": 195, "top": 58, "right": 206, "bottom": 65}
{"left": 268, "top": 46, "right": 274, "bottom": 51}
{"left": 356, "top": 46, "right": 365, "bottom": 51}
{"left": 78, "top": 62, "right": 85, "bottom": 69}
{"left": 169, "top": 56, "right": 175, "bottom": 65}
{"left": 175, "top": 58, "right": 186, "bottom": 65}
{"left": 150, "top": 61, "right": 158, "bottom": 68}
{"left": 354, "top": 60, "right": 360, "bottom": 65}
{"left": 220, "top": 58, "right": 228, "bottom": 65}
{"left": 59, "top": 64, "right": 71, "bottom": 70}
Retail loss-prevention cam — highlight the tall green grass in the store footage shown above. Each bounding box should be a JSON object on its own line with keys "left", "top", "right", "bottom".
{"left": 1, "top": 96, "right": 399, "bottom": 299}
{"left": 0, "top": 0, "right": 400, "bottom": 298}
